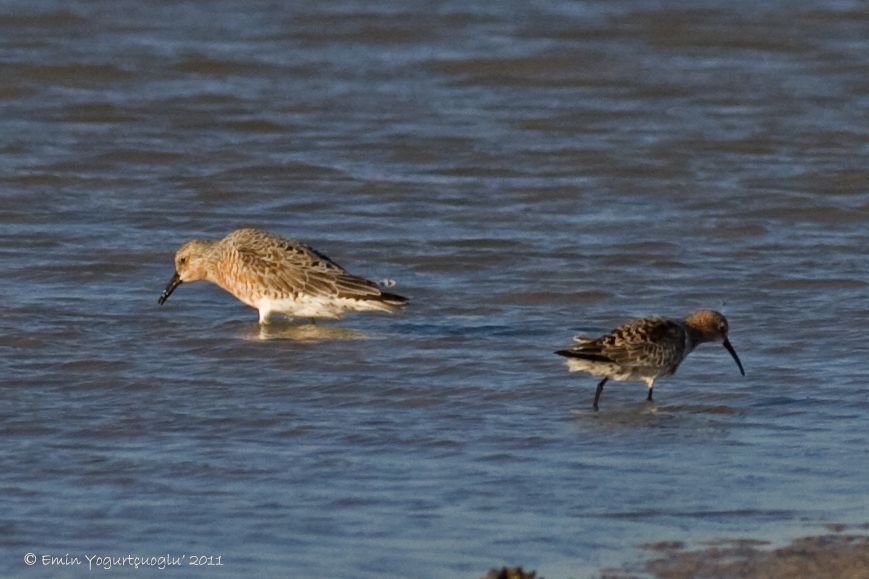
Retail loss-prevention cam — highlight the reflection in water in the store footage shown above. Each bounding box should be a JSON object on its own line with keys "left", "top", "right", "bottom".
{"left": 571, "top": 402, "right": 660, "bottom": 424}
{"left": 569, "top": 402, "right": 739, "bottom": 435}
{"left": 241, "top": 321, "right": 369, "bottom": 342}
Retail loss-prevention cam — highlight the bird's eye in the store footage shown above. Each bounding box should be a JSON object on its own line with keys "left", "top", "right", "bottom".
{"left": 179, "top": 257, "right": 188, "bottom": 266}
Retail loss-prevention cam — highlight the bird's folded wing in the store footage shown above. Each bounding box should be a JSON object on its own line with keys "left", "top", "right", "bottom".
{"left": 236, "top": 241, "right": 382, "bottom": 300}
{"left": 596, "top": 319, "right": 685, "bottom": 369}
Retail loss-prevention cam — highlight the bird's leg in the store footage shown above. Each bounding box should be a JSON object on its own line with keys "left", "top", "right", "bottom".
{"left": 646, "top": 378, "right": 655, "bottom": 402}
{"left": 593, "top": 377, "right": 607, "bottom": 410}
{"left": 258, "top": 308, "right": 271, "bottom": 325}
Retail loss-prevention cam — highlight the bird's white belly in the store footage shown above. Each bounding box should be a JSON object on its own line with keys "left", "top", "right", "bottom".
{"left": 565, "top": 359, "right": 662, "bottom": 382}
{"left": 257, "top": 295, "right": 382, "bottom": 320}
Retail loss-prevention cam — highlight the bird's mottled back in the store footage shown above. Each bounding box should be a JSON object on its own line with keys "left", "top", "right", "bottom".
{"left": 571, "top": 317, "right": 688, "bottom": 373}
{"left": 214, "top": 228, "right": 394, "bottom": 304}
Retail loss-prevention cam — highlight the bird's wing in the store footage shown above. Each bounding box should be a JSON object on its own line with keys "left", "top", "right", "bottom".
{"left": 232, "top": 231, "right": 383, "bottom": 301}
{"left": 563, "top": 318, "right": 685, "bottom": 371}
{"left": 599, "top": 318, "right": 686, "bottom": 370}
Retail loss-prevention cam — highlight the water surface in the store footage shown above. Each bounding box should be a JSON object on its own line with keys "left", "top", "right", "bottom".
{"left": 1, "top": 1, "right": 868, "bottom": 577}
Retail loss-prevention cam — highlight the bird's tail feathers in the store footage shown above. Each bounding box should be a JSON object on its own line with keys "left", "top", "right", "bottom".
{"left": 555, "top": 348, "right": 612, "bottom": 363}
{"left": 370, "top": 290, "right": 409, "bottom": 312}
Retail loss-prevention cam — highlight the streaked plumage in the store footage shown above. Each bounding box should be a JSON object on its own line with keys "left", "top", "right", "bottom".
{"left": 158, "top": 228, "right": 408, "bottom": 323}
{"left": 555, "top": 310, "right": 745, "bottom": 410}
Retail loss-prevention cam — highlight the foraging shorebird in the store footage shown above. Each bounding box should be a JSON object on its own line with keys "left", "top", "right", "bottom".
{"left": 555, "top": 310, "right": 745, "bottom": 410}
{"left": 158, "top": 228, "right": 408, "bottom": 323}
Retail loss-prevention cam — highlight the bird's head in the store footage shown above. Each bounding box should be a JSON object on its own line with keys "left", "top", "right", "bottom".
{"left": 685, "top": 310, "right": 745, "bottom": 376}
{"left": 158, "top": 238, "right": 216, "bottom": 305}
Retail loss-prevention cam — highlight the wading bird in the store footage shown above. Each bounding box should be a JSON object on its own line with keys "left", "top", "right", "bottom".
{"left": 556, "top": 310, "right": 744, "bottom": 410}
{"left": 158, "top": 228, "right": 408, "bottom": 323}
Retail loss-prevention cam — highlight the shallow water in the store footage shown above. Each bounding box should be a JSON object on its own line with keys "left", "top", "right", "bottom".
{"left": 1, "top": 0, "right": 868, "bottom": 577}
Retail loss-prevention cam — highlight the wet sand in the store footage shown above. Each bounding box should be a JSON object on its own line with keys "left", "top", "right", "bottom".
{"left": 603, "top": 525, "right": 869, "bottom": 579}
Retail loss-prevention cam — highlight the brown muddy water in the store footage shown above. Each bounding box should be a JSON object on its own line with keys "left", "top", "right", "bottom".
{"left": 1, "top": 1, "right": 868, "bottom": 577}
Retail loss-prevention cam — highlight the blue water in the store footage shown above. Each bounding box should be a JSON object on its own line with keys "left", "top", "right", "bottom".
{"left": 1, "top": 1, "right": 868, "bottom": 577}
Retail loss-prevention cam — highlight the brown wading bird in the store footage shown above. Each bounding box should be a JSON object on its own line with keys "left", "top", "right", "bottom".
{"left": 158, "top": 228, "right": 408, "bottom": 323}
{"left": 555, "top": 310, "right": 745, "bottom": 410}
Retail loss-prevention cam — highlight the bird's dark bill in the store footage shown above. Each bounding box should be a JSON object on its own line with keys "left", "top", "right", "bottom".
{"left": 723, "top": 338, "right": 745, "bottom": 376}
{"left": 158, "top": 272, "right": 182, "bottom": 305}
